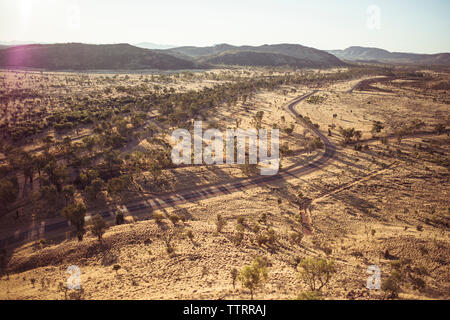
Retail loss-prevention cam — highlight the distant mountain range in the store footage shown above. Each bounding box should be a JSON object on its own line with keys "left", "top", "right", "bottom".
{"left": 0, "top": 43, "right": 205, "bottom": 70}
{"left": 327, "top": 46, "right": 450, "bottom": 65}
{"left": 0, "top": 42, "right": 347, "bottom": 70}
{"left": 168, "top": 43, "right": 346, "bottom": 68}
{"left": 0, "top": 42, "right": 448, "bottom": 71}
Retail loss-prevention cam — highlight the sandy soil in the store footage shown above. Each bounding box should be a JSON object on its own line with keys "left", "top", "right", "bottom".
{"left": 0, "top": 68, "right": 449, "bottom": 300}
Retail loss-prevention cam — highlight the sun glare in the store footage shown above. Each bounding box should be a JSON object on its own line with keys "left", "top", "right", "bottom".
{"left": 20, "top": 0, "right": 33, "bottom": 21}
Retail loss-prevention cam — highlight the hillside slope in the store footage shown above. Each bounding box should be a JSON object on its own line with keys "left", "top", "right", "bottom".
{"left": 200, "top": 50, "right": 332, "bottom": 68}
{"left": 328, "top": 46, "right": 450, "bottom": 65}
{"left": 168, "top": 43, "right": 346, "bottom": 68}
{"left": 0, "top": 43, "right": 205, "bottom": 70}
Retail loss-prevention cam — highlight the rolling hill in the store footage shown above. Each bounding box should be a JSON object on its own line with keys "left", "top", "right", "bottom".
{"left": 168, "top": 43, "right": 347, "bottom": 68}
{"left": 0, "top": 43, "right": 205, "bottom": 70}
{"left": 328, "top": 46, "right": 450, "bottom": 65}
{"left": 200, "top": 50, "right": 333, "bottom": 68}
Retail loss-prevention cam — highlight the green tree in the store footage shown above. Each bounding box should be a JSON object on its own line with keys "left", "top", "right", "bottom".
{"left": 371, "top": 121, "right": 384, "bottom": 137}
{"left": 238, "top": 256, "right": 269, "bottom": 299}
{"left": 107, "top": 177, "right": 126, "bottom": 201}
{"left": 115, "top": 210, "right": 124, "bottom": 225}
{"left": 62, "top": 185, "right": 75, "bottom": 205}
{"left": 62, "top": 202, "right": 87, "bottom": 241}
{"left": 339, "top": 127, "right": 356, "bottom": 144}
{"left": 0, "top": 177, "right": 19, "bottom": 210}
{"left": 298, "top": 258, "right": 336, "bottom": 291}
{"left": 88, "top": 178, "right": 105, "bottom": 199}
{"left": 44, "top": 161, "right": 69, "bottom": 193}
{"left": 34, "top": 154, "right": 48, "bottom": 179}
{"left": 41, "top": 185, "right": 58, "bottom": 203}
{"left": 89, "top": 214, "right": 108, "bottom": 242}
{"left": 19, "top": 151, "right": 35, "bottom": 187}
{"left": 251, "top": 111, "right": 264, "bottom": 130}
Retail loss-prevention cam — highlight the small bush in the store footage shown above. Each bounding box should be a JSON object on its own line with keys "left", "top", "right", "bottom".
{"left": 162, "top": 232, "right": 175, "bottom": 255}
{"left": 115, "top": 210, "right": 124, "bottom": 225}
{"left": 298, "top": 258, "right": 336, "bottom": 291}
{"left": 266, "top": 228, "right": 277, "bottom": 245}
{"left": 113, "top": 264, "right": 121, "bottom": 274}
{"left": 169, "top": 214, "right": 180, "bottom": 224}
{"left": 231, "top": 268, "right": 238, "bottom": 289}
{"left": 238, "top": 256, "right": 269, "bottom": 299}
{"left": 233, "top": 231, "right": 244, "bottom": 246}
{"left": 411, "top": 276, "right": 426, "bottom": 291}
{"left": 89, "top": 214, "right": 108, "bottom": 241}
{"left": 237, "top": 217, "right": 245, "bottom": 225}
{"left": 256, "top": 233, "right": 266, "bottom": 246}
{"left": 216, "top": 214, "right": 227, "bottom": 233}
{"left": 256, "top": 228, "right": 277, "bottom": 247}
{"left": 185, "top": 230, "right": 194, "bottom": 242}
{"left": 306, "top": 95, "right": 326, "bottom": 104}
{"left": 259, "top": 213, "right": 267, "bottom": 224}
{"left": 382, "top": 272, "right": 401, "bottom": 299}
{"left": 289, "top": 231, "right": 304, "bottom": 245}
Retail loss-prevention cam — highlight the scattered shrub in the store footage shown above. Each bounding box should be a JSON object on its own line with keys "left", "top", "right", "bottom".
{"left": 169, "top": 214, "right": 180, "bottom": 225}
{"left": 115, "top": 210, "right": 124, "bottom": 225}
{"left": 216, "top": 214, "right": 227, "bottom": 233}
{"left": 289, "top": 231, "right": 304, "bottom": 245}
{"left": 238, "top": 256, "right": 269, "bottom": 299}
{"left": 184, "top": 230, "right": 193, "bottom": 242}
{"left": 298, "top": 258, "right": 336, "bottom": 291}
{"left": 231, "top": 268, "right": 238, "bottom": 289}
{"left": 89, "top": 214, "right": 108, "bottom": 241}
{"left": 382, "top": 272, "right": 401, "bottom": 299}
{"left": 62, "top": 202, "right": 86, "bottom": 241}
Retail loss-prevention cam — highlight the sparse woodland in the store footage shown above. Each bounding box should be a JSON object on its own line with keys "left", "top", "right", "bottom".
{"left": 0, "top": 66, "right": 448, "bottom": 300}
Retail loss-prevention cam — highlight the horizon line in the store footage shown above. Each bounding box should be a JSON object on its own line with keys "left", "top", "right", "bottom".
{"left": 1, "top": 41, "right": 449, "bottom": 55}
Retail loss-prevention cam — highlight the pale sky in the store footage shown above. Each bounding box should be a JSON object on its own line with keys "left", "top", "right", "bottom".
{"left": 0, "top": 0, "right": 449, "bottom": 53}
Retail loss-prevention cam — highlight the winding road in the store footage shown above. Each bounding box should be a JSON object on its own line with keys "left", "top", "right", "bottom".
{"left": 0, "top": 88, "right": 337, "bottom": 248}
{"left": 2, "top": 75, "right": 446, "bottom": 251}
{"left": 1, "top": 76, "right": 447, "bottom": 249}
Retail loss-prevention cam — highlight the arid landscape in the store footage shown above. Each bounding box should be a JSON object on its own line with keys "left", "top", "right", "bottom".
{"left": 0, "top": 0, "right": 449, "bottom": 304}
{"left": 0, "top": 62, "right": 448, "bottom": 300}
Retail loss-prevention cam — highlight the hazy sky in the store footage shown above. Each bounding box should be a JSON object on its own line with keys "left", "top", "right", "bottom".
{"left": 0, "top": 0, "right": 449, "bottom": 53}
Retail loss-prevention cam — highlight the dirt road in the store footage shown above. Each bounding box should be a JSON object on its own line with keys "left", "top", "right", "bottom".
{"left": 0, "top": 89, "right": 337, "bottom": 248}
